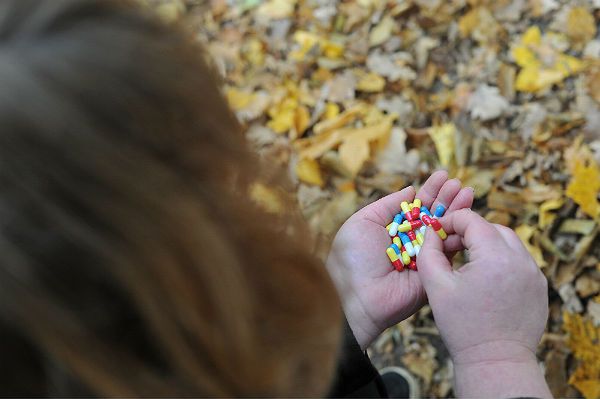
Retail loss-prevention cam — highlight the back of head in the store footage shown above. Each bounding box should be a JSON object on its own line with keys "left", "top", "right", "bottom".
{"left": 0, "top": 0, "right": 342, "bottom": 396}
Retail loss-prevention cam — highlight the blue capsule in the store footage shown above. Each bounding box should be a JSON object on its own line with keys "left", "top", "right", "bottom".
{"left": 420, "top": 206, "right": 433, "bottom": 217}
{"left": 390, "top": 243, "right": 401, "bottom": 255}
{"left": 399, "top": 233, "right": 416, "bottom": 257}
{"left": 434, "top": 204, "right": 446, "bottom": 218}
{"left": 393, "top": 213, "right": 403, "bottom": 224}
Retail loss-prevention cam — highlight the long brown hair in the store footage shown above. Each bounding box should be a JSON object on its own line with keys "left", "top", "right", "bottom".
{"left": 0, "top": 0, "right": 342, "bottom": 396}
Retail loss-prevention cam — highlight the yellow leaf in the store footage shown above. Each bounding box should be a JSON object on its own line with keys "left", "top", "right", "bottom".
{"left": 566, "top": 153, "right": 600, "bottom": 219}
{"left": 295, "top": 158, "right": 325, "bottom": 186}
{"left": 323, "top": 103, "right": 340, "bottom": 120}
{"left": 458, "top": 7, "right": 480, "bottom": 38}
{"left": 369, "top": 16, "right": 394, "bottom": 47}
{"left": 256, "top": 0, "right": 296, "bottom": 20}
{"left": 356, "top": 72, "right": 386, "bottom": 92}
{"left": 563, "top": 312, "right": 600, "bottom": 399}
{"left": 522, "top": 25, "right": 542, "bottom": 46}
{"left": 428, "top": 123, "right": 456, "bottom": 167}
{"left": 249, "top": 183, "right": 284, "bottom": 214}
{"left": 294, "top": 105, "right": 311, "bottom": 137}
{"left": 513, "top": 26, "right": 585, "bottom": 93}
{"left": 567, "top": 7, "right": 596, "bottom": 45}
{"left": 339, "top": 137, "right": 370, "bottom": 177}
{"left": 313, "top": 103, "right": 365, "bottom": 135}
{"left": 515, "top": 224, "right": 547, "bottom": 267}
{"left": 226, "top": 88, "right": 256, "bottom": 111}
{"left": 539, "top": 198, "right": 565, "bottom": 229}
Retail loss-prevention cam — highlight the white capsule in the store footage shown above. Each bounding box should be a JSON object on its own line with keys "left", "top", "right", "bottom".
{"left": 414, "top": 244, "right": 421, "bottom": 256}
{"left": 389, "top": 222, "right": 399, "bottom": 236}
{"left": 404, "top": 241, "right": 416, "bottom": 257}
{"left": 419, "top": 225, "right": 427, "bottom": 236}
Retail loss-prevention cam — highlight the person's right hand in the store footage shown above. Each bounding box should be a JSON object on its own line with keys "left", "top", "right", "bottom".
{"left": 417, "top": 209, "right": 552, "bottom": 398}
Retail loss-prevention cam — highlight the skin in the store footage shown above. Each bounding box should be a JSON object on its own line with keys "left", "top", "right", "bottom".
{"left": 327, "top": 171, "right": 552, "bottom": 398}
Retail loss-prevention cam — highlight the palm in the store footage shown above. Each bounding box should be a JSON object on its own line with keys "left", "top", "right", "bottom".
{"left": 327, "top": 171, "right": 474, "bottom": 347}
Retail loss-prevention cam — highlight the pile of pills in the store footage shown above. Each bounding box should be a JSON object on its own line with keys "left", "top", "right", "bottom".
{"left": 385, "top": 199, "right": 447, "bottom": 272}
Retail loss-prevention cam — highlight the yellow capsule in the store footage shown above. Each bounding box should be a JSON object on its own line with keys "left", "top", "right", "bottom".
{"left": 397, "top": 221, "right": 412, "bottom": 233}
{"left": 436, "top": 228, "right": 448, "bottom": 240}
{"left": 393, "top": 237, "right": 402, "bottom": 247}
{"left": 416, "top": 232, "right": 425, "bottom": 245}
{"left": 413, "top": 198, "right": 422, "bottom": 208}
{"left": 386, "top": 223, "right": 392, "bottom": 231}
{"left": 401, "top": 251, "right": 411, "bottom": 265}
{"left": 400, "top": 201, "right": 411, "bottom": 214}
{"left": 386, "top": 247, "right": 399, "bottom": 262}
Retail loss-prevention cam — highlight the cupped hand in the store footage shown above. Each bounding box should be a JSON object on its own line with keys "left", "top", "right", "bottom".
{"left": 326, "top": 171, "right": 474, "bottom": 349}
{"left": 417, "top": 210, "right": 551, "bottom": 398}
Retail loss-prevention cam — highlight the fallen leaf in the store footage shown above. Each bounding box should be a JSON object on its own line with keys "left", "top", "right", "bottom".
{"left": 566, "top": 7, "right": 596, "bottom": 46}
{"left": 369, "top": 16, "right": 394, "bottom": 47}
{"left": 563, "top": 312, "right": 600, "bottom": 399}
{"left": 515, "top": 224, "right": 547, "bottom": 267}
{"left": 565, "top": 153, "right": 600, "bottom": 219}
{"left": 428, "top": 123, "right": 456, "bottom": 167}
{"left": 295, "top": 158, "right": 325, "bottom": 186}
{"left": 339, "top": 137, "right": 370, "bottom": 176}
{"left": 356, "top": 72, "right": 386, "bottom": 92}
{"left": 539, "top": 198, "right": 564, "bottom": 229}
{"left": 467, "top": 84, "right": 510, "bottom": 121}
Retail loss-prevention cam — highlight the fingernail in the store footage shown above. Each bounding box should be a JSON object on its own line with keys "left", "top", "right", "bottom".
{"left": 466, "top": 186, "right": 475, "bottom": 192}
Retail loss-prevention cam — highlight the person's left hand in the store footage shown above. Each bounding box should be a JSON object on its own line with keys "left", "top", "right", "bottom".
{"left": 326, "top": 171, "right": 474, "bottom": 349}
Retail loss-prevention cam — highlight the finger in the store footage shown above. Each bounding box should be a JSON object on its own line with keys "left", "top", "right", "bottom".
{"left": 431, "top": 178, "right": 462, "bottom": 212}
{"left": 354, "top": 186, "right": 415, "bottom": 225}
{"left": 446, "top": 187, "right": 475, "bottom": 212}
{"left": 437, "top": 209, "right": 504, "bottom": 251}
{"left": 417, "top": 227, "right": 454, "bottom": 290}
{"left": 415, "top": 170, "right": 448, "bottom": 209}
{"left": 442, "top": 234, "right": 465, "bottom": 253}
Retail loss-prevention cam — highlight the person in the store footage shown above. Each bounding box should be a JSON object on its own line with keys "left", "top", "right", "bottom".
{"left": 0, "top": 0, "right": 552, "bottom": 397}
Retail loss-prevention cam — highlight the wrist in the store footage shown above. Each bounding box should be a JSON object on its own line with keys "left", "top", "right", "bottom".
{"left": 452, "top": 341, "right": 552, "bottom": 398}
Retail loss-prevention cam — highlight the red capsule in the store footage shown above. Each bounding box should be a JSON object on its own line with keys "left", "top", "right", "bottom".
{"left": 409, "top": 219, "right": 423, "bottom": 229}
{"left": 392, "top": 259, "right": 404, "bottom": 272}
{"left": 406, "top": 230, "right": 417, "bottom": 241}
{"left": 430, "top": 218, "right": 442, "bottom": 231}
{"left": 421, "top": 214, "right": 432, "bottom": 226}
{"left": 411, "top": 207, "right": 420, "bottom": 220}
{"left": 408, "top": 260, "right": 417, "bottom": 271}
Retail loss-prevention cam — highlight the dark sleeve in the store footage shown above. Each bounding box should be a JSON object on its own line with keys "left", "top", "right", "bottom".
{"left": 327, "top": 318, "right": 387, "bottom": 398}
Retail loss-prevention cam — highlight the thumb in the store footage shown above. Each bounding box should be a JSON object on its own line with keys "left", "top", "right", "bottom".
{"left": 417, "top": 227, "right": 453, "bottom": 291}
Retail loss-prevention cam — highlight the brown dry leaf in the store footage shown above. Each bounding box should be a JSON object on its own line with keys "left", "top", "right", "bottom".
{"left": 295, "top": 158, "right": 325, "bottom": 186}
{"left": 566, "top": 7, "right": 596, "bottom": 46}
{"left": 339, "top": 137, "right": 370, "bottom": 176}
{"left": 369, "top": 16, "right": 394, "bottom": 47}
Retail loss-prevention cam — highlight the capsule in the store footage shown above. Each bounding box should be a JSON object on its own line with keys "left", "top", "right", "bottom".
{"left": 416, "top": 231, "right": 425, "bottom": 245}
{"left": 393, "top": 236, "right": 402, "bottom": 248}
{"left": 411, "top": 206, "right": 420, "bottom": 220}
{"left": 430, "top": 218, "right": 448, "bottom": 240}
{"left": 388, "top": 213, "right": 403, "bottom": 236}
{"left": 434, "top": 204, "right": 446, "bottom": 218}
{"left": 421, "top": 214, "right": 433, "bottom": 226}
{"left": 420, "top": 206, "right": 433, "bottom": 217}
{"left": 399, "top": 233, "right": 416, "bottom": 257}
{"left": 401, "top": 201, "right": 414, "bottom": 221}
{"left": 406, "top": 230, "right": 417, "bottom": 242}
{"left": 386, "top": 223, "right": 392, "bottom": 231}
{"left": 414, "top": 244, "right": 421, "bottom": 256}
{"left": 413, "top": 198, "right": 422, "bottom": 209}
{"left": 391, "top": 243, "right": 401, "bottom": 255}
{"left": 408, "top": 259, "right": 417, "bottom": 271}
{"left": 401, "top": 249, "right": 411, "bottom": 265}
{"left": 419, "top": 225, "right": 427, "bottom": 236}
